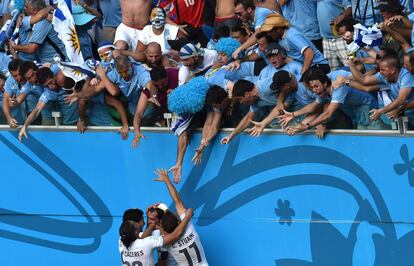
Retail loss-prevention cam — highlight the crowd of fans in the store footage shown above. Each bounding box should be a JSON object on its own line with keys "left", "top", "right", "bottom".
{"left": 1, "top": 0, "right": 414, "bottom": 180}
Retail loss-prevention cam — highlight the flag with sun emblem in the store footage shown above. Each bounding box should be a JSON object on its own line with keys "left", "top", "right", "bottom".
{"left": 51, "top": 0, "right": 84, "bottom": 64}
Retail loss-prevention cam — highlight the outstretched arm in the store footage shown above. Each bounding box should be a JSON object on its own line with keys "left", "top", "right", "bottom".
{"left": 154, "top": 169, "right": 186, "bottom": 216}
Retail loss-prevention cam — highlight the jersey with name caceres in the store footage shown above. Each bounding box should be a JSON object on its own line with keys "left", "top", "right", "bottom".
{"left": 167, "top": 213, "right": 208, "bottom": 266}
{"left": 118, "top": 235, "right": 164, "bottom": 266}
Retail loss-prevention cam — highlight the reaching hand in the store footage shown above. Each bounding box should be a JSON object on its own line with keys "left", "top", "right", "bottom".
{"left": 18, "top": 127, "right": 28, "bottom": 142}
{"left": 90, "top": 78, "right": 100, "bottom": 86}
{"left": 248, "top": 120, "right": 265, "bottom": 137}
{"left": 369, "top": 108, "right": 382, "bottom": 121}
{"left": 387, "top": 108, "right": 402, "bottom": 119}
{"left": 277, "top": 109, "right": 294, "bottom": 127}
{"left": 64, "top": 92, "right": 79, "bottom": 105}
{"left": 191, "top": 147, "right": 204, "bottom": 165}
{"left": 286, "top": 123, "right": 308, "bottom": 136}
{"left": 221, "top": 135, "right": 232, "bottom": 145}
{"left": 7, "top": 118, "right": 19, "bottom": 128}
{"left": 95, "top": 65, "right": 107, "bottom": 77}
{"left": 315, "top": 124, "right": 326, "bottom": 139}
{"left": 153, "top": 168, "right": 170, "bottom": 183}
{"left": 131, "top": 132, "right": 145, "bottom": 148}
{"left": 168, "top": 165, "right": 182, "bottom": 184}
{"left": 118, "top": 125, "right": 129, "bottom": 140}
{"left": 225, "top": 60, "right": 241, "bottom": 71}
{"left": 232, "top": 47, "right": 242, "bottom": 60}
{"left": 77, "top": 120, "right": 86, "bottom": 134}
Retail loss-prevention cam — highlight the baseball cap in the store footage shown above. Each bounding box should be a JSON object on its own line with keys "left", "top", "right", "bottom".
{"left": 260, "top": 13, "right": 289, "bottom": 32}
{"left": 122, "top": 208, "right": 144, "bottom": 222}
{"left": 265, "top": 42, "right": 284, "bottom": 57}
{"left": 270, "top": 70, "right": 292, "bottom": 91}
{"left": 374, "top": 0, "right": 403, "bottom": 13}
{"left": 72, "top": 4, "right": 96, "bottom": 26}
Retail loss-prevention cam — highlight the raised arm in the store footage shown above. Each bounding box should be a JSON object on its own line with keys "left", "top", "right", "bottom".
{"left": 221, "top": 110, "right": 255, "bottom": 144}
{"left": 154, "top": 169, "right": 186, "bottom": 215}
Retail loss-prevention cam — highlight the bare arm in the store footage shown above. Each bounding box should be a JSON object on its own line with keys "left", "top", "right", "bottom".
{"left": 132, "top": 92, "right": 149, "bottom": 148}
{"left": 348, "top": 60, "right": 379, "bottom": 86}
{"left": 154, "top": 169, "right": 186, "bottom": 215}
{"left": 302, "top": 47, "right": 314, "bottom": 74}
{"left": 96, "top": 66, "right": 120, "bottom": 96}
{"left": 222, "top": 111, "right": 255, "bottom": 143}
{"left": 19, "top": 101, "right": 46, "bottom": 141}
{"left": 2, "top": 92, "right": 18, "bottom": 128}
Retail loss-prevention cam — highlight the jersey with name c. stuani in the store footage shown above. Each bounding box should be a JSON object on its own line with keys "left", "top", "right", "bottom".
{"left": 167, "top": 212, "right": 208, "bottom": 266}
{"left": 118, "top": 235, "right": 164, "bottom": 266}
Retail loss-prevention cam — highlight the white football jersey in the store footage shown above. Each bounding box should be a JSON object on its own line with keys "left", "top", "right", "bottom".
{"left": 119, "top": 236, "right": 164, "bottom": 266}
{"left": 167, "top": 213, "right": 208, "bottom": 266}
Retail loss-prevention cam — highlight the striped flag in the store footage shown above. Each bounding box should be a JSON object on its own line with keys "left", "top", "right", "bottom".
{"left": 54, "top": 57, "right": 95, "bottom": 82}
{"left": 51, "top": 0, "right": 84, "bottom": 64}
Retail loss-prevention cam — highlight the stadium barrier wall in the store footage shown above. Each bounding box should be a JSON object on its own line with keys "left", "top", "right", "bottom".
{"left": 1, "top": 127, "right": 414, "bottom": 266}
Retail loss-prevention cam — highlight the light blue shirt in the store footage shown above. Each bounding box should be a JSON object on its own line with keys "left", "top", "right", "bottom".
{"left": 99, "top": 0, "right": 122, "bottom": 28}
{"left": 21, "top": 82, "right": 44, "bottom": 112}
{"left": 107, "top": 63, "right": 151, "bottom": 114}
{"left": 30, "top": 19, "right": 67, "bottom": 62}
{"left": 317, "top": 0, "right": 351, "bottom": 39}
{"left": 250, "top": 77, "right": 278, "bottom": 112}
{"left": 39, "top": 87, "right": 79, "bottom": 124}
{"left": 329, "top": 70, "right": 378, "bottom": 125}
{"left": 289, "top": 0, "right": 321, "bottom": 40}
{"left": 4, "top": 75, "right": 25, "bottom": 122}
{"left": 0, "top": 0, "right": 10, "bottom": 16}
{"left": 293, "top": 82, "right": 323, "bottom": 106}
{"left": 278, "top": 27, "right": 328, "bottom": 65}
{"left": 374, "top": 68, "right": 414, "bottom": 104}
{"left": 18, "top": 16, "right": 37, "bottom": 61}
{"left": 350, "top": 0, "right": 382, "bottom": 27}
{"left": 0, "top": 52, "right": 11, "bottom": 75}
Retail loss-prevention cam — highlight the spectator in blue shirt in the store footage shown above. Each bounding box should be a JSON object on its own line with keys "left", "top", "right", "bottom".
{"left": 317, "top": 0, "right": 352, "bottom": 70}
{"left": 2, "top": 59, "right": 26, "bottom": 128}
{"left": 18, "top": 66, "right": 79, "bottom": 141}
{"left": 287, "top": 68, "right": 388, "bottom": 135}
{"left": 11, "top": 0, "right": 66, "bottom": 62}
{"left": 102, "top": 55, "right": 156, "bottom": 115}
{"left": 260, "top": 14, "right": 330, "bottom": 74}
{"left": 350, "top": 0, "right": 382, "bottom": 27}
{"left": 0, "top": 72, "right": 6, "bottom": 124}
{"left": 348, "top": 54, "right": 414, "bottom": 127}
{"left": 98, "top": 0, "right": 122, "bottom": 42}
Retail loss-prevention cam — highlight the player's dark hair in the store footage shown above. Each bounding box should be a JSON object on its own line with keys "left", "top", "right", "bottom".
{"left": 36, "top": 67, "right": 55, "bottom": 85}
{"left": 119, "top": 221, "right": 138, "bottom": 248}
{"left": 123, "top": 208, "right": 144, "bottom": 223}
{"left": 213, "top": 26, "right": 230, "bottom": 41}
{"left": 205, "top": 85, "right": 228, "bottom": 106}
{"left": 302, "top": 67, "right": 332, "bottom": 87}
{"left": 381, "top": 54, "right": 401, "bottom": 71}
{"left": 233, "top": 79, "right": 255, "bottom": 97}
{"left": 19, "top": 61, "right": 38, "bottom": 76}
{"left": 231, "top": 24, "right": 248, "bottom": 37}
{"left": 161, "top": 210, "right": 180, "bottom": 233}
{"left": 148, "top": 207, "right": 165, "bottom": 220}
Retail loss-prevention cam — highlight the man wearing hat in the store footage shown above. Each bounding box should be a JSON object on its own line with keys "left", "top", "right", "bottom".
{"left": 178, "top": 43, "right": 218, "bottom": 85}
{"left": 259, "top": 14, "right": 330, "bottom": 75}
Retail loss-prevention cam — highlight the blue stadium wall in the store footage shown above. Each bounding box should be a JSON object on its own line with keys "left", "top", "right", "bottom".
{"left": 1, "top": 128, "right": 414, "bottom": 266}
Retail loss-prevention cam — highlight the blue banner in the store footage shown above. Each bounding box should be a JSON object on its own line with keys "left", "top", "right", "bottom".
{"left": 0, "top": 130, "right": 413, "bottom": 265}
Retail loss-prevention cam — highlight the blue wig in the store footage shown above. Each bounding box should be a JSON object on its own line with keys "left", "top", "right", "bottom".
{"left": 168, "top": 77, "right": 210, "bottom": 116}
{"left": 215, "top": 37, "right": 241, "bottom": 59}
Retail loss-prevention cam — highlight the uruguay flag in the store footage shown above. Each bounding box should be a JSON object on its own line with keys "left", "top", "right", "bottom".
{"left": 51, "top": 0, "right": 84, "bottom": 64}
{"left": 54, "top": 58, "right": 95, "bottom": 82}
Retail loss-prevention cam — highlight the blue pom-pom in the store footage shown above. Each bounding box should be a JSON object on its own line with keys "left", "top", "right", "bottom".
{"left": 215, "top": 37, "right": 241, "bottom": 58}
{"left": 168, "top": 77, "right": 210, "bottom": 116}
